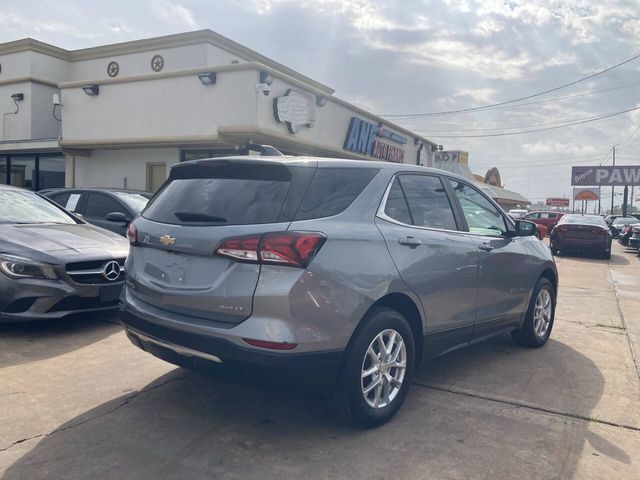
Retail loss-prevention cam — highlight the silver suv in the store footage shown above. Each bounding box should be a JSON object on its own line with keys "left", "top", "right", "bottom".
{"left": 120, "top": 157, "right": 558, "bottom": 427}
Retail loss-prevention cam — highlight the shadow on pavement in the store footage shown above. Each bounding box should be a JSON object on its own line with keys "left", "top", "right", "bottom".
{"left": 556, "top": 250, "right": 629, "bottom": 265}
{"left": 2, "top": 331, "right": 624, "bottom": 479}
{"left": 0, "top": 312, "right": 121, "bottom": 368}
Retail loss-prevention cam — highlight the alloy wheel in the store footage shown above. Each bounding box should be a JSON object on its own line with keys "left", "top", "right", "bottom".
{"left": 533, "top": 289, "right": 552, "bottom": 338}
{"left": 361, "top": 329, "right": 407, "bottom": 409}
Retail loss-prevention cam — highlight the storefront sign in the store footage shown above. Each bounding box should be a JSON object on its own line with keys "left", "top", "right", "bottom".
{"left": 273, "top": 89, "right": 315, "bottom": 134}
{"left": 573, "top": 187, "right": 600, "bottom": 201}
{"left": 546, "top": 197, "right": 570, "bottom": 207}
{"left": 343, "top": 117, "right": 407, "bottom": 163}
{"left": 571, "top": 166, "right": 640, "bottom": 186}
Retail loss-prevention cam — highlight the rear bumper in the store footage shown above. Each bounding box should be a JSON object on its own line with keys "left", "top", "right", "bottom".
{"left": 629, "top": 237, "right": 640, "bottom": 249}
{"left": 119, "top": 309, "right": 344, "bottom": 384}
{"left": 551, "top": 238, "right": 610, "bottom": 250}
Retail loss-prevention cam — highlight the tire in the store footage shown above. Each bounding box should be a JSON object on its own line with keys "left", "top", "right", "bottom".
{"left": 512, "top": 278, "right": 555, "bottom": 348}
{"left": 327, "top": 307, "right": 415, "bottom": 428}
{"left": 603, "top": 249, "right": 611, "bottom": 260}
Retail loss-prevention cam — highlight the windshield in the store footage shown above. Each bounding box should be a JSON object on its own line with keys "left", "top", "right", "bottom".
{"left": 560, "top": 215, "right": 605, "bottom": 226}
{"left": 613, "top": 217, "right": 637, "bottom": 224}
{"left": 112, "top": 192, "right": 150, "bottom": 214}
{"left": 0, "top": 190, "right": 76, "bottom": 225}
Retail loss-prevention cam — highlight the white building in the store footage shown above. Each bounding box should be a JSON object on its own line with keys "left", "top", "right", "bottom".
{"left": 0, "top": 30, "right": 439, "bottom": 192}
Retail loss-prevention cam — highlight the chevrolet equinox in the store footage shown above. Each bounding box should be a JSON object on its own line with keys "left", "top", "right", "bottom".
{"left": 119, "top": 157, "right": 558, "bottom": 427}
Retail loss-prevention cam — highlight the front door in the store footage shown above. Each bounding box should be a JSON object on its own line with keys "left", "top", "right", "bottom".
{"left": 447, "top": 179, "right": 534, "bottom": 340}
{"left": 376, "top": 174, "right": 479, "bottom": 356}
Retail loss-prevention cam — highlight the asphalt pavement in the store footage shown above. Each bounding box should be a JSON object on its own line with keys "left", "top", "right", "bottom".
{"left": 1, "top": 242, "right": 639, "bottom": 479}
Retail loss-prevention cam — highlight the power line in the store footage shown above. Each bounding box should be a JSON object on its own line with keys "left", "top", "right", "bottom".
{"left": 400, "top": 81, "right": 640, "bottom": 121}
{"left": 411, "top": 109, "right": 640, "bottom": 133}
{"left": 427, "top": 105, "right": 640, "bottom": 138}
{"left": 380, "top": 52, "right": 640, "bottom": 118}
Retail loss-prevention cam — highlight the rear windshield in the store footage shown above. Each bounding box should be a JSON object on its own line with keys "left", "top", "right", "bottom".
{"left": 143, "top": 165, "right": 292, "bottom": 225}
{"left": 560, "top": 215, "right": 605, "bottom": 226}
{"left": 142, "top": 162, "right": 378, "bottom": 226}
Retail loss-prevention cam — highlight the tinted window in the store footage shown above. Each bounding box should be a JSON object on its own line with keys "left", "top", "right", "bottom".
{"left": 527, "top": 212, "right": 541, "bottom": 219}
{"left": 384, "top": 178, "right": 412, "bottom": 225}
{"left": 295, "top": 168, "right": 378, "bottom": 220}
{"left": 85, "top": 193, "right": 125, "bottom": 218}
{"left": 561, "top": 215, "right": 606, "bottom": 226}
{"left": 50, "top": 191, "right": 71, "bottom": 208}
{"left": 397, "top": 175, "right": 457, "bottom": 230}
{"left": 449, "top": 180, "right": 507, "bottom": 236}
{"left": 0, "top": 190, "right": 75, "bottom": 224}
{"left": 144, "top": 164, "right": 294, "bottom": 226}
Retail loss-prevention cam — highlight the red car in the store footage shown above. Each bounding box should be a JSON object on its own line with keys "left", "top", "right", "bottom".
{"left": 522, "top": 211, "right": 564, "bottom": 232}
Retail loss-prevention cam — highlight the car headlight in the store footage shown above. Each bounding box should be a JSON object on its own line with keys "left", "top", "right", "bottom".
{"left": 0, "top": 254, "right": 58, "bottom": 280}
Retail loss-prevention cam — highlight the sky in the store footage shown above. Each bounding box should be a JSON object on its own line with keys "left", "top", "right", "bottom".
{"left": 1, "top": 0, "right": 640, "bottom": 204}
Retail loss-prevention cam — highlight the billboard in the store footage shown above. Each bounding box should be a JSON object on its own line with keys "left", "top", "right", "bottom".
{"left": 546, "top": 197, "right": 570, "bottom": 207}
{"left": 573, "top": 187, "right": 600, "bottom": 201}
{"left": 571, "top": 166, "right": 640, "bottom": 186}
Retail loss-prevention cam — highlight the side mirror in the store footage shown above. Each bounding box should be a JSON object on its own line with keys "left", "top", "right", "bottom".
{"left": 105, "top": 211, "right": 129, "bottom": 223}
{"left": 515, "top": 220, "right": 537, "bottom": 237}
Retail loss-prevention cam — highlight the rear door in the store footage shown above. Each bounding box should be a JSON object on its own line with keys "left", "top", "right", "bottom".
{"left": 376, "top": 173, "right": 479, "bottom": 355}
{"left": 126, "top": 160, "right": 314, "bottom": 326}
{"left": 447, "top": 179, "right": 534, "bottom": 339}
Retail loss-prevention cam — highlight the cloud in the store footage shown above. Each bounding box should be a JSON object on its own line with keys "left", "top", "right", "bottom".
{"left": 522, "top": 140, "right": 600, "bottom": 156}
{"left": 151, "top": 0, "right": 199, "bottom": 30}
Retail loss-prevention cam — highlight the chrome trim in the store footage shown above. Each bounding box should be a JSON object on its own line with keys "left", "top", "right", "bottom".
{"left": 68, "top": 267, "right": 126, "bottom": 275}
{"left": 126, "top": 328, "right": 223, "bottom": 364}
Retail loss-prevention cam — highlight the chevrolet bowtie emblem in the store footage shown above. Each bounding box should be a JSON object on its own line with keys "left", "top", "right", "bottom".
{"left": 159, "top": 235, "right": 176, "bottom": 246}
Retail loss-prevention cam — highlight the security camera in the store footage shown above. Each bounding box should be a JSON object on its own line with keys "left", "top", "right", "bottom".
{"left": 256, "top": 83, "right": 271, "bottom": 96}
{"left": 53, "top": 94, "right": 60, "bottom": 106}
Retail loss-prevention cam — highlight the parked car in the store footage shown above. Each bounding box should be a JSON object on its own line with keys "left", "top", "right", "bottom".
{"left": 119, "top": 157, "right": 558, "bottom": 427}
{"left": 0, "top": 185, "right": 129, "bottom": 322}
{"left": 521, "top": 211, "right": 564, "bottom": 233}
{"left": 618, "top": 223, "right": 640, "bottom": 247}
{"left": 604, "top": 215, "right": 619, "bottom": 226}
{"left": 610, "top": 217, "right": 638, "bottom": 239}
{"left": 508, "top": 209, "right": 528, "bottom": 218}
{"left": 549, "top": 214, "right": 612, "bottom": 259}
{"left": 628, "top": 226, "right": 640, "bottom": 250}
{"left": 45, "top": 188, "right": 152, "bottom": 236}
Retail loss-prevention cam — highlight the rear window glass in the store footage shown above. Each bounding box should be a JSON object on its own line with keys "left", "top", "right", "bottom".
{"left": 143, "top": 177, "right": 291, "bottom": 225}
{"left": 294, "top": 168, "right": 379, "bottom": 220}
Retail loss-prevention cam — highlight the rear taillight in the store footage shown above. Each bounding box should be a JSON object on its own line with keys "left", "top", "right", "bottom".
{"left": 126, "top": 223, "right": 138, "bottom": 245}
{"left": 215, "top": 232, "right": 326, "bottom": 268}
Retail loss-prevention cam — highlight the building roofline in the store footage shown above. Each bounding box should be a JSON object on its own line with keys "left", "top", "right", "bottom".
{"left": 0, "top": 30, "right": 334, "bottom": 94}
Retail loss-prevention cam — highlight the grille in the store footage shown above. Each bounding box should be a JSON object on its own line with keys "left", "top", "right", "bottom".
{"left": 47, "top": 295, "right": 119, "bottom": 313}
{"left": 66, "top": 258, "right": 126, "bottom": 284}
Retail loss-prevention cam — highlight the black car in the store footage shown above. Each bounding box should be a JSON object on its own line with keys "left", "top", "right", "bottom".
{"left": 45, "top": 189, "right": 152, "bottom": 236}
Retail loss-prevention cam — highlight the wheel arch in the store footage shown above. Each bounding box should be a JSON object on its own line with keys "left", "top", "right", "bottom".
{"left": 354, "top": 292, "right": 425, "bottom": 361}
{"left": 539, "top": 267, "right": 558, "bottom": 298}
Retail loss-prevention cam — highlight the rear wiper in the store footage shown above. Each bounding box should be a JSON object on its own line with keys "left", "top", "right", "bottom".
{"left": 173, "top": 211, "right": 227, "bottom": 223}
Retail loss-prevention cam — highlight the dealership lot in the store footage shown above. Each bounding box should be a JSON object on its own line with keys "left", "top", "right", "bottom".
{"left": 1, "top": 243, "right": 639, "bottom": 479}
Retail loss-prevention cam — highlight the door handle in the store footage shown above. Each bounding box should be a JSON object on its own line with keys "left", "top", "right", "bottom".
{"left": 399, "top": 236, "right": 422, "bottom": 247}
{"left": 478, "top": 243, "right": 494, "bottom": 252}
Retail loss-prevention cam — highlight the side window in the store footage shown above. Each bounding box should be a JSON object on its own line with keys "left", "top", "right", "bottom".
{"left": 398, "top": 175, "right": 457, "bottom": 230}
{"left": 546, "top": 213, "right": 558, "bottom": 219}
{"left": 528, "top": 212, "right": 541, "bottom": 219}
{"left": 383, "top": 178, "right": 412, "bottom": 225}
{"left": 448, "top": 180, "right": 507, "bottom": 237}
{"left": 294, "top": 168, "right": 379, "bottom": 220}
{"left": 50, "top": 192, "right": 71, "bottom": 208}
{"left": 85, "top": 193, "right": 124, "bottom": 218}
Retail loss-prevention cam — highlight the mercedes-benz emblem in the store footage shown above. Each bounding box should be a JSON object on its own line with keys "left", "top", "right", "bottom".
{"left": 102, "top": 261, "right": 121, "bottom": 281}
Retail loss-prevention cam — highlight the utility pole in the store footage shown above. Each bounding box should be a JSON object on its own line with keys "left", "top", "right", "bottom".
{"left": 610, "top": 145, "right": 617, "bottom": 215}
